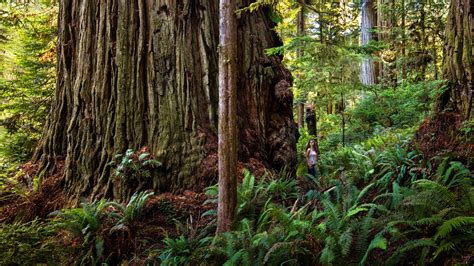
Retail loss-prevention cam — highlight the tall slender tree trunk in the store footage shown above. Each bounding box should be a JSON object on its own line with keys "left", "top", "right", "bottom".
{"left": 433, "top": 36, "right": 438, "bottom": 80}
{"left": 341, "top": 93, "right": 345, "bottom": 147}
{"left": 419, "top": 1, "right": 427, "bottom": 80}
{"left": 296, "top": 5, "right": 305, "bottom": 129}
{"left": 305, "top": 107, "right": 316, "bottom": 136}
{"left": 400, "top": 0, "right": 407, "bottom": 80}
{"left": 297, "top": 103, "right": 305, "bottom": 129}
{"left": 376, "top": 0, "right": 385, "bottom": 80}
{"left": 360, "top": 0, "right": 377, "bottom": 85}
{"left": 217, "top": 0, "right": 237, "bottom": 233}
{"left": 34, "top": 0, "right": 296, "bottom": 203}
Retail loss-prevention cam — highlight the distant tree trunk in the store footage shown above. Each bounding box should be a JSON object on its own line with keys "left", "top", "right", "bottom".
{"left": 400, "top": 0, "right": 407, "bottom": 80}
{"left": 217, "top": 0, "right": 237, "bottom": 233}
{"left": 305, "top": 106, "right": 319, "bottom": 154}
{"left": 305, "top": 107, "right": 316, "bottom": 136}
{"left": 376, "top": 0, "right": 385, "bottom": 80}
{"left": 319, "top": 8, "right": 324, "bottom": 44}
{"left": 297, "top": 103, "right": 304, "bottom": 129}
{"left": 360, "top": 0, "right": 377, "bottom": 85}
{"left": 296, "top": 5, "right": 305, "bottom": 129}
{"left": 341, "top": 93, "right": 345, "bottom": 147}
{"left": 377, "top": 0, "right": 396, "bottom": 86}
{"left": 433, "top": 37, "right": 438, "bottom": 80}
{"left": 381, "top": 0, "right": 398, "bottom": 88}
{"left": 436, "top": 0, "right": 473, "bottom": 119}
{"left": 34, "top": 0, "right": 296, "bottom": 203}
{"left": 416, "top": 0, "right": 473, "bottom": 158}
{"left": 419, "top": 1, "right": 427, "bottom": 80}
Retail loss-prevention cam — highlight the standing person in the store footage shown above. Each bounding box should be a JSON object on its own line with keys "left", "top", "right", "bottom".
{"left": 305, "top": 139, "right": 318, "bottom": 177}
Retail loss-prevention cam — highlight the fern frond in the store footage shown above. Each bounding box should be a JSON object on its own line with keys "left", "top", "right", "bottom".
{"left": 386, "top": 238, "right": 435, "bottom": 265}
{"left": 434, "top": 216, "right": 474, "bottom": 240}
{"left": 413, "top": 180, "right": 456, "bottom": 206}
{"left": 263, "top": 241, "right": 293, "bottom": 265}
{"left": 338, "top": 227, "right": 353, "bottom": 256}
{"left": 359, "top": 235, "right": 387, "bottom": 266}
{"left": 320, "top": 236, "right": 336, "bottom": 264}
{"left": 354, "top": 182, "right": 376, "bottom": 206}
{"left": 413, "top": 216, "right": 444, "bottom": 227}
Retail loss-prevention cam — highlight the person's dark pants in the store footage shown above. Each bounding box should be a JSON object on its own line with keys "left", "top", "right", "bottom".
{"left": 308, "top": 165, "right": 317, "bottom": 177}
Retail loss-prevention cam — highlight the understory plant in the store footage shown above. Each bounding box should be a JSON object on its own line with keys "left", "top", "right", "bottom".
{"left": 53, "top": 191, "right": 154, "bottom": 265}
{"left": 0, "top": 219, "right": 69, "bottom": 265}
{"left": 108, "top": 148, "right": 161, "bottom": 201}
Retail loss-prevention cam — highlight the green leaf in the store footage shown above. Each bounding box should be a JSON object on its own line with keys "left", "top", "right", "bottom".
{"left": 434, "top": 216, "right": 474, "bottom": 240}
{"left": 359, "top": 235, "right": 387, "bottom": 265}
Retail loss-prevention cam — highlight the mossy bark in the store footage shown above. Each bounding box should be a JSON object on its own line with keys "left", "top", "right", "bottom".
{"left": 415, "top": 0, "right": 473, "bottom": 160}
{"left": 436, "top": 0, "right": 473, "bottom": 119}
{"left": 34, "top": 0, "right": 296, "bottom": 203}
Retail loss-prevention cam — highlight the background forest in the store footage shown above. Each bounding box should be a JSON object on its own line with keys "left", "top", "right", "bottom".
{"left": 0, "top": 0, "right": 473, "bottom": 265}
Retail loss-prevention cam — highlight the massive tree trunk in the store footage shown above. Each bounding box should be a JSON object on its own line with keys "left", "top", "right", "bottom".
{"left": 34, "top": 0, "right": 296, "bottom": 203}
{"left": 415, "top": 0, "right": 473, "bottom": 159}
{"left": 360, "top": 0, "right": 377, "bottom": 85}
{"left": 436, "top": 0, "right": 472, "bottom": 119}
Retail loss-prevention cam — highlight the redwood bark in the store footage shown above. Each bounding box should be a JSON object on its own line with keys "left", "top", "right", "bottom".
{"left": 415, "top": 0, "right": 473, "bottom": 158}
{"left": 217, "top": 0, "right": 237, "bottom": 233}
{"left": 34, "top": 0, "right": 296, "bottom": 203}
{"left": 436, "top": 0, "right": 473, "bottom": 119}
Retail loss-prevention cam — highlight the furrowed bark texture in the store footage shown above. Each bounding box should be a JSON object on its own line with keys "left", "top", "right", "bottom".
{"left": 34, "top": 0, "right": 296, "bottom": 202}
{"left": 415, "top": 0, "right": 473, "bottom": 160}
{"left": 436, "top": 0, "right": 473, "bottom": 119}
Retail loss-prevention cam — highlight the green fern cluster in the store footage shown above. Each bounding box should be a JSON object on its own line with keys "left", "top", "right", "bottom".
{"left": 0, "top": 219, "right": 70, "bottom": 265}
{"left": 52, "top": 191, "right": 154, "bottom": 265}
{"left": 154, "top": 170, "right": 305, "bottom": 265}
{"left": 53, "top": 199, "right": 108, "bottom": 265}
{"left": 314, "top": 180, "right": 388, "bottom": 265}
{"left": 371, "top": 159, "right": 473, "bottom": 264}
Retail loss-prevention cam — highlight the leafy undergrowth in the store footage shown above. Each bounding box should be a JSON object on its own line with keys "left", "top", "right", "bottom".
{"left": 0, "top": 188, "right": 212, "bottom": 265}
{"left": 0, "top": 141, "right": 473, "bottom": 265}
{"left": 0, "top": 161, "right": 66, "bottom": 224}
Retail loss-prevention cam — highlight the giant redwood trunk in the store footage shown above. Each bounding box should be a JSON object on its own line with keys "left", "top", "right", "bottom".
{"left": 34, "top": 0, "right": 296, "bottom": 202}
{"left": 415, "top": 0, "right": 473, "bottom": 159}
{"left": 436, "top": 0, "right": 472, "bottom": 119}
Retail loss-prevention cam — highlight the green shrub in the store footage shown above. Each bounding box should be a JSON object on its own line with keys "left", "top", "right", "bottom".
{"left": 53, "top": 191, "right": 154, "bottom": 265}
{"left": 0, "top": 219, "right": 69, "bottom": 265}
{"left": 108, "top": 148, "right": 161, "bottom": 201}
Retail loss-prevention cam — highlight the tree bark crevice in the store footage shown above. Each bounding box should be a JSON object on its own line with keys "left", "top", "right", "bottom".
{"left": 35, "top": 0, "right": 296, "bottom": 203}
